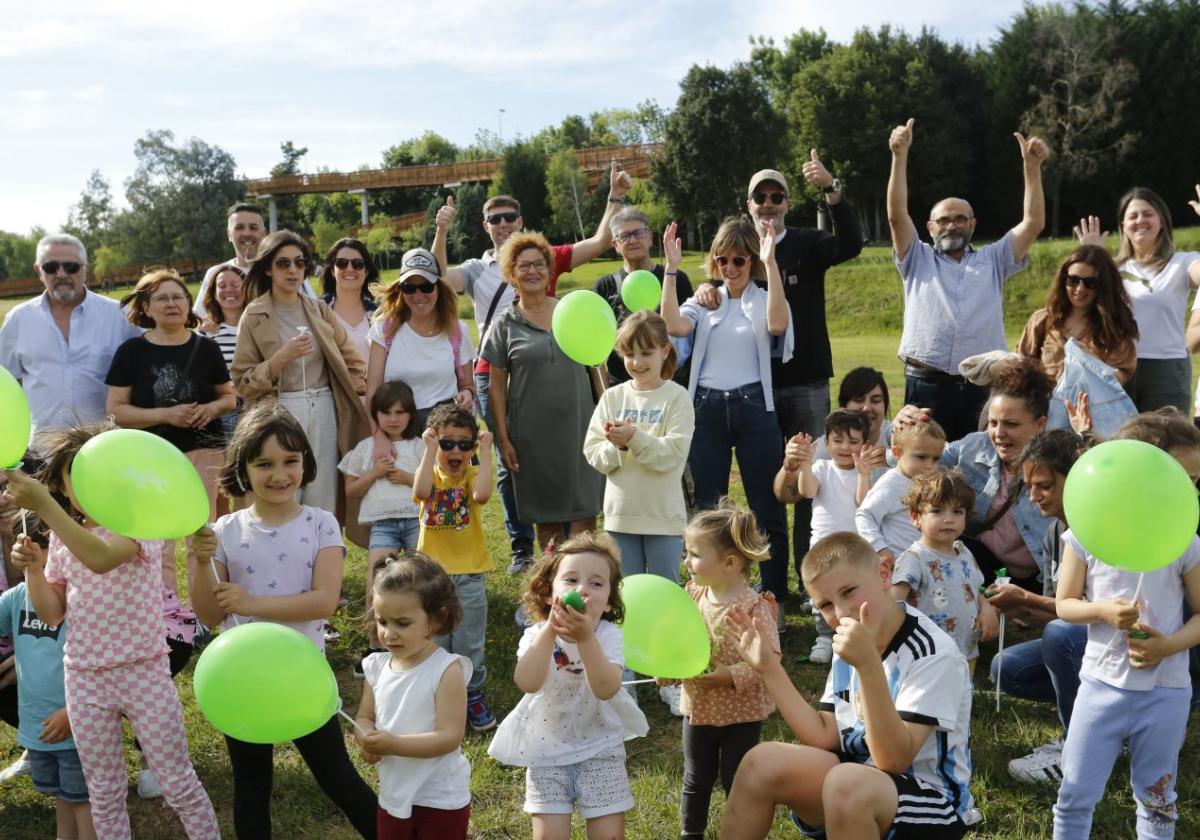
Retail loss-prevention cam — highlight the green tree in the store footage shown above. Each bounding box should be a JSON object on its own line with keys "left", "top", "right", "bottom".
{"left": 363, "top": 212, "right": 396, "bottom": 266}
{"left": 448, "top": 182, "right": 489, "bottom": 262}
{"left": 588, "top": 101, "right": 668, "bottom": 146}
{"left": 65, "top": 170, "right": 115, "bottom": 257}
{"left": 120, "top": 130, "right": 244, "bottom": 264}
{"left": 748, "top": 30, "right": 834, "bottom": 106}
{"left": 493, "top": 140, "right": 549, "bottom": 230}
{"left": 653, "top": 64, "right": 785, "bottom": 247}
{"left": 0, "top": 229, "right": 44, "bottom": 279}
{"left": 92, "top": 244, "right": 129, "bottom": 283}
{"left": 381, "top": 131, "right": 459, "bottom": 168}
{"left": 311, "top": 215, "right": 343, "bottom": 256}
{"left": 270, "top": 141, "right": 309, "bottom": 233}
{"left": 299, "top": 189, "right": 364, "bottom": 233}
{"left": 545, "top": 149, "right": 590, "bottom": 240}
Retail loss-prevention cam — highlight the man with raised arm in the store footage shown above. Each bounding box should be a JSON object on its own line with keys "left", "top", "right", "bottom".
{"left": 431, "top": 162, "right": 632, "bottom": 575}
{"left": 887, "top": 118, "right": 1049, "bottom": 441}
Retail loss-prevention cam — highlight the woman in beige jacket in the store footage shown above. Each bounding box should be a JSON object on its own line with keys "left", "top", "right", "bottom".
{"left": 231, "top": 230, "right": 370, "bottom": 516}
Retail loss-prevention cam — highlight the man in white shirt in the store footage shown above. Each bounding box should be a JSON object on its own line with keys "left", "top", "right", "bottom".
{"left": 0, "top": 233, "right": 142, "bottom": 434}
{"left": 192, "top": 202, "right": 317, "bottom": 320}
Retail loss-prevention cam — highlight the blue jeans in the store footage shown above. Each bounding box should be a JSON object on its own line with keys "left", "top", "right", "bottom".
{"left": 476, "top": 370, "right": 535, "bottom": 558}
{"left": 1054, "top": 676, "right": 1191, "bottom": 839}
{"left": 436, "top": 572, "right": 487, "bottom": 692}
{"left": 774, "top": 382, "right": 829, "bottom": 585}
{"left": 607, "top": 532, "right": 683, "bottom": 583}
{"left": 367, "top": 517, "right": 420, "bottom": 550}
{"left": 688, "top": 385, "right": 789, "bottom": 601}
{"left": 990, "top": 619, "right": 1086, "bottom": 732}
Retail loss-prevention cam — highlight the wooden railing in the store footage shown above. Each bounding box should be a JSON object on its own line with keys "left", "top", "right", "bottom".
{"left": 246, "top": 143, "right": 663, "bottom": 197}
{"left": 346, "top": 211, "right": 428, "bottom": 238}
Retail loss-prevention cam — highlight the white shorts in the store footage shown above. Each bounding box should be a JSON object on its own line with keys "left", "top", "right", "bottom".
{"left": 525, "top": 744, "right": 633, "bottom": 819}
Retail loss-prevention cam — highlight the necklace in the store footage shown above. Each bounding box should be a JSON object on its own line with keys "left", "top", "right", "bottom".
{"left": 409, "top": 319, "right": 440, "bottom": 337}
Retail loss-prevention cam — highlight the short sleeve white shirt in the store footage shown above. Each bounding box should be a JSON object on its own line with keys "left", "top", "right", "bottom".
{"left": 338, "top": 437, "right": 424, "bottom": 522}
{"left": 366, "top": 320, "right": 474, "bottom": 411}
{"left": 1126, "top": 251, "right": 1200, "bottom": 359}
{"left": 809, "top": 460, "right": 860, "bottom": 546}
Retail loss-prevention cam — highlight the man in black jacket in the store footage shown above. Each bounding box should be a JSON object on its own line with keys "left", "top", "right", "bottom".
{"left": 697, "top": 153, "right": 863, "bottom": 620}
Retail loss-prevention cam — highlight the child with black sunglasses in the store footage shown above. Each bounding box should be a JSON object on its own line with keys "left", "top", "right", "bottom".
{"left": 413, "top": 404, "right": 498, "bottom": 730}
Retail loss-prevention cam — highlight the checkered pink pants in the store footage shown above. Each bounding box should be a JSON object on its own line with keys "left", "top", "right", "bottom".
{"left": 65, "top": 655, "right": 220, "bottom": 840}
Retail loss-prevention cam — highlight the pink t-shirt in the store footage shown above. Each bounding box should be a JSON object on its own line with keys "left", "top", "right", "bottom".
{"left": 213, "top": 506, "right": 345, "bottom": 651}
{"left": 979, "top": 470, "right": 1037, "bottom": 578}
{"left": 43, "top": 529, "right": 168, "bottom": 670}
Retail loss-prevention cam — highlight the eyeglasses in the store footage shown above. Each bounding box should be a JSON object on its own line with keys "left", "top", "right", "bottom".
{"left": 149, "top": 294, "right": 189, "bottom": 305}
{"left": 438, "top": 439, "right": 476, "bottom": 452}
{"left": 400, "top": 280, "right": 437, "bottom": 295}
{"left": 715, "top": 255, "right": 749, "bottom": 268}
{"left": 1065, "top": 273, "right": 1097, "bottom": 290}
{"left": 614, "top": 227, "right": 649, "bottom": 244}
{"left": 273, "top": 257, "right": 308, "bottom": 270}
{"left": 486, "top": 212, "right": 520, "bottom": 225}
{"left": 516, "top": 260, "right": 548, "bottom": 274}
{"left": 41, "top": 261, "right": 82, "bottom": 275}
{"left": 334, "top": 257, "right": 366, "bottom": 271}
{"left": 931, "top": 215, "right": 973, "bottom": 228}
{"left": 751, "top": 191, "right": 786, "bottom": 206}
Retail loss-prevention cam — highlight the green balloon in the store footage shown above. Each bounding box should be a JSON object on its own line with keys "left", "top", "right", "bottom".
{"left": 1062, "top": 439, "right": 1198, "bottom": 573}
{"left": 193, "top": 622, "right": 339, "bottom": 744}
{"left": 551, "top": 290, "right": 617, "bottom": 366}
{"left": 0, "top": 366, "right": 31, "bottom": 469}
{"left": 70, "top": 428, "right": 209, "bottom": 539}
{"left": 618, "top": 574, "right": 710, "bottom": 678}
{"left": 620, "top": 269, "right": 661, "bottom": 312}
{"left": 562, "top": 589, "right": 585, "bottom": 611}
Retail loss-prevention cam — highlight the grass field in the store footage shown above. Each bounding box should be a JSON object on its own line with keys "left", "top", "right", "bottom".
{"left": 3, "top": 234, "right": 1200, "bottom": 838}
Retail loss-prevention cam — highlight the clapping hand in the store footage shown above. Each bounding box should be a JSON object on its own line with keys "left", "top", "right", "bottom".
{"left": 853, "top": 443, "right": 887, "bottom": 476}
{"left": 604, "top": 419, "right": 635, "bottom": 449}
{"left": 783, "top": 433, "right": 814, "bottom": 472}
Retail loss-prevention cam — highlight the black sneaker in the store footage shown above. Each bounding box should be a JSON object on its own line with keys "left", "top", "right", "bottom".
{"left": 507, "top": 551, "right": 534, "bottom": 576}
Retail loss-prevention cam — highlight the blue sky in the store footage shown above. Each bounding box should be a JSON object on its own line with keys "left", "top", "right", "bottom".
{"left": 0, "top": 1, "right": 1027, "bottom": 236}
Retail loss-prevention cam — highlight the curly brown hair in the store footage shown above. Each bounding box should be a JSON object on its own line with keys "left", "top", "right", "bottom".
{"left": 498, "top": 231, "right": 555, "bottom": 297}
{"left": 120, "top": 269, "right": 201, "bottom": 330}
{"left": 521, "top": 531, "right": 625, "bottom": 624}
{"left": 989, "top": 358, "right": 1056, "bottom": 420}
{"left": 902, "top": 468, "right": 975, "bottom": 515}
{"left": 370, "top": 551, "right": 463, "bottom": 636}
{"left": 1114, "top": 407, "right": 1200, "bottom": 453}
{"left": 1043, "top": 245, "right": 1138, "bottom": 357}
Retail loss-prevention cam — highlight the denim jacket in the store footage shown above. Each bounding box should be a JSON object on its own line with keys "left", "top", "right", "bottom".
{"left": 941, "top": 431, "right": 1055, "bottom": 577}
{"left": 680, "top": 281, "right": 794, "bottom": 413}
{"left": 1046, "top": 338, "right": 1138, "bottom": 439}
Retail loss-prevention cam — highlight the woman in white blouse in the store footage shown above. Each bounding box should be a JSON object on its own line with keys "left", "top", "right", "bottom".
{"left": 320, "top": 237, "right": 378, "bottom": 365}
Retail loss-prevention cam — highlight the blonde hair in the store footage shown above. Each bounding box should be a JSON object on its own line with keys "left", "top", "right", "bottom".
{"left": 686, "top": 498, "right": 770, "bottom": 580}
{"left": 521, "top": 531, "right": 625, "bottom": 623}
{"left": 373, "top": 277, "right": 459, "bottom": 341}
{"left": 705, "top": 216, "right": 764, "bottom": 282}
{"left": 614, "top": 310, "right": 677, "bottom": 380}
{"left": 891, "top": 418, "right": 947, "bottom": 449}
{"left": 801, "top": 532, "right": 879, "bottom": 587}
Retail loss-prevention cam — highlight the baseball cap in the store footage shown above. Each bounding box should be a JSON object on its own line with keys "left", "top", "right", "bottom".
{"left": 398, "top": 248, "right": 440, "bottom": 284}
{"left": 748, "top": 169, "right": 789, "bottom": 196}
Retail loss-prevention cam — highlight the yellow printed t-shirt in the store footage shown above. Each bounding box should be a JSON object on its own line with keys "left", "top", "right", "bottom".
{"left": 415, "top": 464, "right": 492, "bottom": 574}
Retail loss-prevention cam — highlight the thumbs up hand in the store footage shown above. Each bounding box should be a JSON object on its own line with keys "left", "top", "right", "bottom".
{"left": 832, "top": 600, "right": 876, "bottom": 668}
{"left": 801, "top": 148, "right": 834, "bottom": 191}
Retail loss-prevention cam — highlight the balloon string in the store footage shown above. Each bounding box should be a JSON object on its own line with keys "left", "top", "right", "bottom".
{"left": 1096, "top": 571, "right": 1146, "bottom": 663}
{"left": 621, "top": 678, "right": 657, "bottom": 685}
{"left": 338, "top": 708, "right": 368, "bottom": 737}
{"left": 210, "top": 554, "right": 239, "bottom": 627}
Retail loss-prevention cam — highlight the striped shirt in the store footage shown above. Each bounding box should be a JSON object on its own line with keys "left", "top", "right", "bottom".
{"left": 818, "top": 603, "right": 974, "bottom": 823}
{"left": 201, "top": 322, "right": 238, "bottom": 371}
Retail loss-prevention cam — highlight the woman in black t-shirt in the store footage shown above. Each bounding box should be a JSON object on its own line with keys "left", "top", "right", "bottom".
{"left": 106, "top": 268, "right": 237, "bottom": 526}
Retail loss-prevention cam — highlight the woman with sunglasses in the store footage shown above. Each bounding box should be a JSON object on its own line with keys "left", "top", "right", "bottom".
{"left": 232, "top": 230, "right": 370, "bottom": 515}
{"left": 365, "top": 247, "right": 474, "bottom": 438}
{"left": 480, "top": 232, "right": 605, "bottom": 552}
{"left": 659, "top": 216, "right": 793, "bottom": 618}
{"left": 1017, "top": 244, "right": 1139, "bottom": 384}
{"left": 321, "top": 238, "right": 379, "bottom": 365}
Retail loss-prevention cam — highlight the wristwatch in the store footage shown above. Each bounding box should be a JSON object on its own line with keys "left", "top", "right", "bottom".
{"left": 822, "top": 178, "right": 842, "bottom": 194}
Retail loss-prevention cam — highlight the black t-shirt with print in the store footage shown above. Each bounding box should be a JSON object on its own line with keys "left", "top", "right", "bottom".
{"left": 106, "top": 334, "right": 230, "bottom": 452}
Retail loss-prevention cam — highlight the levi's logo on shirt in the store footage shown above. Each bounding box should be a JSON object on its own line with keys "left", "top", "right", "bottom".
{"left": 18, "top": 609, "right": 62, "bottom": 641}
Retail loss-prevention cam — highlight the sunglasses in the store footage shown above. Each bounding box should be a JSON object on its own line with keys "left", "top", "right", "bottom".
{"left": 486, "top": 212, "right": 520, "bottom": 225}
{"left": 1065, "top": 273, "right": 1097, "bottom": 290}
{"left": 334, "top": 257, "right": 366, "bottom": 271}
{"left": 400, "top": 280, "right": 437, "bottom": 295}
{"left": 41, "top": 261, "right": 82, "bottom": 275}
{"left": 438, "top": 439, "right": 476, "bottom": 452}
{"left": 715, "top": 255, "right": 750, "bottom": 268}
{"left": 751, "top": 191, "right": 786, "bottom": 206}
{"left": 273, "top": 257, "right": 308, "bottom": 270}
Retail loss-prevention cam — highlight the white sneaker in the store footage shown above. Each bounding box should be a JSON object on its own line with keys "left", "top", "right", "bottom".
{"left": 137, "top": 768, "right": 164, "bottom": 799}
{"left": 1007, "top": 739, "right": 1064, "bottom": 786}
{"left": 0, "top": 752, "right": 31, "bottom": 784}
{"left": 658, "top": 684, "right": 683, "bottom": 717}
{"left": 323, "top": 622, "right": 341, "bottom": 642}
{"left": 808, "top": 636, "right": 833, "bottom": 664}
{"left": 962, "top": 807, "right": 983, "bottom": 826}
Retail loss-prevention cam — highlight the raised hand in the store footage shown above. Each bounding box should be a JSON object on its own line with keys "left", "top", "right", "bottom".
{"left": 478, "top": 429, "right": 494, "bottom": 450}
{"left": 801, "top": 148, "right": 834, "bottom": 190}
{"left": 1189, "top": 185, "right": 1200, "bottom": 219}
{"left": 1065, "top": 392, "right": 1092, "bottom": 434}
{"left": 759, "top": 219, "right": 777, "bottom": 264}
{"left": 1072, "top": 215, "right": 1107, "bottom": 247}
{"left": 421, "top": 427, "right": 439, "bottom": 452}
{"left": 889, "top": 118, "right": 915, "bottom": 155}
{"left": 609, "top": 160, "right": 632, "bottom": 199}
{"left": 832, "top": 602, "right": 876, "bottom": 668}
{"left": 435, "top": 195, "right": 456, "bottom": 230}
{"left": 854, "top": 443, "right": 887, "bottom": 476}
{"left": 783, "top": 433, "right": 814, "bottom": 471}
{"left": 1015, "top": 132, "right": 1051, "bottom": 167}
{"left": 725, "top": 604, "right": 781, "bottom": 672}
{"left": 662, "top": 221, "right": 683, "bottom": 271}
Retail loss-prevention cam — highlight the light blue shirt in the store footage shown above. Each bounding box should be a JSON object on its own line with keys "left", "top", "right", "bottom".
{"left": 679, "top": 281, "right": 793, "bottom": 412}
{"left": 0, "top": 290, "right": 142, "bottom": 434}
{"left": 895, "top": 232, "right": 1028, "bottom": 373}
{"left": 0, "top": 583, "right": 71, "bottom": 751}
{"left": 696, "top": 303, "right": 759, "bottom": 390}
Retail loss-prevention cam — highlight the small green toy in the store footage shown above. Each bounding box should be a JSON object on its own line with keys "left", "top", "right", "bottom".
{"left": 562, "top": 590, "right": 585, "bottom": 611}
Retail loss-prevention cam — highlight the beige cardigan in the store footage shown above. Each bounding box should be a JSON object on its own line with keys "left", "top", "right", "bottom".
{"left": 231, "top": 292, "right": 370, "bottom": 455}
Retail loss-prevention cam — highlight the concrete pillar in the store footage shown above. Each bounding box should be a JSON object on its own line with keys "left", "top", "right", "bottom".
{"left": 261, "top": 195, "right": 278, "bottom": 232}
{"left": 349, "top": 189, "right": 369, "bottom": 225}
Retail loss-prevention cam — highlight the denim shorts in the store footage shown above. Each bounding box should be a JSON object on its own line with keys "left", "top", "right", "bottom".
{"left": 29, "top": 747, "right": 88, "bottom": 802}
{"left": 368, "top": 517, "right": 420, "bottom": 550}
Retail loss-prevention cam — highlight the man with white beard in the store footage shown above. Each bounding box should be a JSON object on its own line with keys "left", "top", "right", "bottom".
{"left": 192, "top": 202, "right": 316, "bottom": 320}
{"left": 0, "top": 233, "right": 141, "bottom": 433}
{"left": 886, "top": 117, "right": 1050, "bottom": 441}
